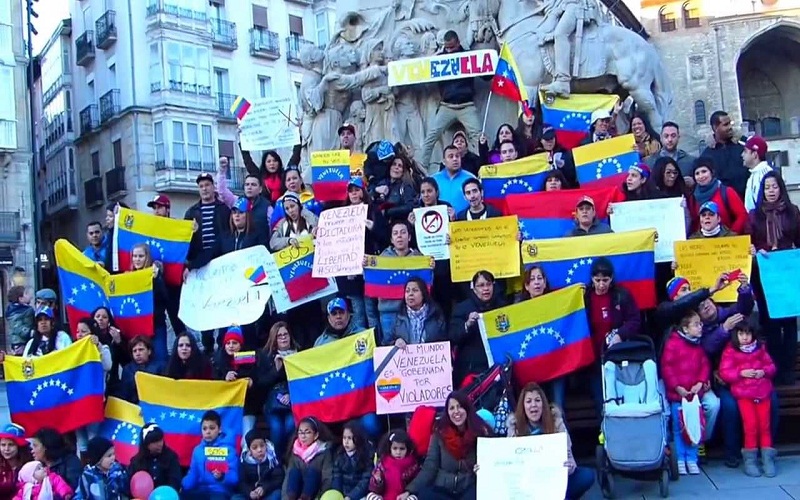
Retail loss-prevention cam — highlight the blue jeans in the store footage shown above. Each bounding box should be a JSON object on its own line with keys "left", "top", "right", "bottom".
{"left": 365, "top": 297, "right": 380, "bottom": 330}
{"left": 286, "top": 467, "right": 322, "bottom": 498}
{"left": 546, "top": 377, "right": 567, "bottom": 410}
{"left": 267, "top": 410, "right": 295, "bottom": 456}
{"left": 347, "top": 294, "right": 367, "bottom": 332}
{"left": 380, "top": 312, "right": 397, "bottom": 345}
{"left": 359, "top": 412, "right": 383, "bottom": 440}
{"left": 718, "top": 387, "right": 779, "bottom": 460}
{"left": 152, "top": 324, "right": 168, "bottom": 365}
{"left": 567, "top": 466, "right": 594, "bottom": 500}
{"left": 671, "top": 402, "right": 698, "bottom": 463}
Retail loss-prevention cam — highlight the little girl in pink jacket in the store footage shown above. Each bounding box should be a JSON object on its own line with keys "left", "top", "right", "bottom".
{"left": 13, "top": 460, "right": 73, "bottom": 500}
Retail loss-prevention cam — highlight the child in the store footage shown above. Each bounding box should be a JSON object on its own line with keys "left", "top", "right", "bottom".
{"left": 237, "top": 429, "right": 283, "bottom": 500}
{"left": 119, "top": 335, "right": 164, "bottom": 403}
{"left": 326, "top": 421, "right": 374, "bottom": 500}
{"left": 74, "top": 437, "right": 129, "bottom": 499}
{"left": 181, "top": 410, "right": 239, "bottom": 500}
{"left": 660, "top": 310, "right": 719, "bottom": 475}
{"left": 282, "top": 417, "right": 334, "bottom": 500}
{"left": 13, "top": 460, "right": 73, "bottom": 500}
{"left": 719, "top": 324, "right": 777, "bottom": 477}
{"left": 367, "top": 429, "right": 420, "bottom": 500}
{"left": 0, "top": 424, "right": 32, "bottom": 498}
{"left": 214, "top": 326, "right": 260, "bottom": 447}
{"left": 5, "top": 286, "right": 33, "bottom": 355}
{"left": 127, "top": 423, "right": 182, "bottom": 492}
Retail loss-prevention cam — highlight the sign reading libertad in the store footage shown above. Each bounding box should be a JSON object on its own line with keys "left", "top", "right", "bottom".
{"left": 388, "top": 49, "right": 498, "bottom": 87}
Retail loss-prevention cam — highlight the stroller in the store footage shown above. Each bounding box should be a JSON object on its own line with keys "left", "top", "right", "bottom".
{"left": 595, "top": 336, "right": 677, "bottom": 498}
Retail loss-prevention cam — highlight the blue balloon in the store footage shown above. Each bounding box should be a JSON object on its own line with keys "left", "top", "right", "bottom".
{"left": 148, "top": 486, "right": 179, "bottom": 500}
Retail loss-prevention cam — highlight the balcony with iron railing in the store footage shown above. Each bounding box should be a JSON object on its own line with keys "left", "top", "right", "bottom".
{"left": 211, "top": 18, "right": 237, "bottom": 50}
{"left": 75, "top": 31, "right": 95, "bottom": 66}
{"left": 84, "top": 176, "right": 105, "bottom": 209}
{"left": 250, "top": 27, "right": 280, "bottom": 59}
{"left": 0, "top": 211, "right": 21, "bottom": 243}
{"left": 96, "top": 10, "right": 118, "bottom": 49}
{"left": 286, "top": 35, "right": 313, "bottom": 65}
{"left": 146, "top": 2, "right": 208, "bottom": 32}
{"left": 44, "top": 111, "right": 74, "bottom": 155}
{"left": 99, "top": 89, "right": 120, "bottom": 123}
{"left": 79, "top": 105, "right": 99, "bottom": 137}
{"left": 46, "top": 168, "right": 79, "bottom": 215}
{"left": 216, "top": 93, "right": 236, "bottom": 121}
{"left": 154, "top": 155, "right": 224, "bottom": 193}
{"left": 105, "top": 166, "right": 127, "bottom": 200}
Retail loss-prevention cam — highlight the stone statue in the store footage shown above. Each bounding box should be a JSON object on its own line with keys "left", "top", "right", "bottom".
{"left": 348, "top": 100, "right": 367, "bottom": 151}
{"left": 298, "top": 44, "right": 327, "bottom": 162}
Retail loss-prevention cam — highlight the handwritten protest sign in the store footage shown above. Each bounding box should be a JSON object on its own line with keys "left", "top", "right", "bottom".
{"left": 610, "top": 197, "right": 686, "bottom": 262}
{"left": 674, "top": 236, "right": 752, "bottom": 303}
{"left": 477, "top": 433, "right": 568, "bottom": 500}
{"left": 204, "top": 447, "right": 229, "bottom": 473}
{"left": 312, "top": 205, "right": 368, "bottom": 278}
{"left": 414, "top": 206, "right": 450, "bottom": 260}
{"left": 389, "top": 49, "right": 498, "bottom": 87}
{"left": 373, "top": 342, "right": 453, "bottom": 415}
{"left": 757, "top": 249, "right": 800, "bottom": 318}
{"left": 449, "top": 215, "right": 520, "bottom": 282}
{"left": 179, "top": 246, "right": 272, "bottom": 331}
{"left": 263, "top": 246, "right": 338, "bottom": 313}
{"left": 239, "top": 96, "right": 300, "bottom": 151}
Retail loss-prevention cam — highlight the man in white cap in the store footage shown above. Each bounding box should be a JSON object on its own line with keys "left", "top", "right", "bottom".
{"left": 579, "top": 109, "right": 614, "bottom": 145}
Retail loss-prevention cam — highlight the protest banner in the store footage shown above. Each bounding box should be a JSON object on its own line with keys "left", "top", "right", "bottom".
{"left": 757, "top": 249, "right": 800, "bottom": 318}
{"left": 449, "top": 215, "right": 520, "bottom": 282}
{"left": 264, "top": 247, "right": 338, "bottom": 313}
{"left": 179, "top": 246, "right": 272, "bottom": 331}
{"left": 414, "top": 205, "right": 450, "bottom": 260}
{"left": 312, "top": 205, "right": 369, "bottom": 278}
{"left": 610, "top": 197, "right": 686, "bottom": 262}
{"left": 238, "top": 96, "right": 300, "bottom": 151}
{"left": 373, "top": 342, "right": 453, "bottom": 415}
{"left": 350, "top": 153, "right": 367, "bottom": 185}
{"left": 476, "top": 433, "right": 568, "bottom": 500}
{"left": 674, "top": 235, "right": 752, "bottom": 303}
{"left": 388, "top": 49, "right": 498, "bottom": 87}
{"left": 311, "top": 150, "right": 351, "bottom": 202}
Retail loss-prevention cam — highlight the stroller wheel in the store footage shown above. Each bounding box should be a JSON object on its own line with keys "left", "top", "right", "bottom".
{"left": 595, "top": 445, "right": 607, "bottom": 471}
{"left": 600, "top": 472, "right": 615, "bottom": 499}
{"left": 659, "top": 469, "right": 669, "bottom": 498}
{"left": 668, "top": 442, "right": 680, "bottom": 481}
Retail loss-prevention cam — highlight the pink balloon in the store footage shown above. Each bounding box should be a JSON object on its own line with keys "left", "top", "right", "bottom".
{"left": 130, "top": 471, "right": 154, "bottom": 498}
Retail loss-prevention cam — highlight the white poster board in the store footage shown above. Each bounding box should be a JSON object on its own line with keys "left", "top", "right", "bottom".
{"left": 610, "top": 197, "right": 686, "bottom": 262}
{"left": 239, "top": 96, "right": 300, "bottom": 151}
{"left": 312, "top": 205, "right": 368, "bottom": 278}
{"left": 413, "top": 205, "right": 450, "bottom": 260}
{"left": 477, "top": 433, "right": 568, "bottom": 500}
{"left": 178, "top": 246, "right": 272, "bottom": 331}
{"left": 263, "top": 250, "right": 338, "bottom": 313}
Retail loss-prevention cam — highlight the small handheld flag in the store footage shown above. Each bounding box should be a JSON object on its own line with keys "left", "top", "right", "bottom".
{"left": 230, "top": 96, "right": 251, "bottom": 120}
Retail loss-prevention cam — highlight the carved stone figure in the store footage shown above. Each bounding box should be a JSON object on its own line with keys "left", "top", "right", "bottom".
{"left": 298, "top": 44, "right": 327, "bottom": 163}
{"left": 348, "top": 100, "right": 367, "bottom": 151}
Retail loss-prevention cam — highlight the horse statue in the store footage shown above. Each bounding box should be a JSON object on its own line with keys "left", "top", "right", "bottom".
{"left": 467, "top": 0, "right": 672, "bottom": 127}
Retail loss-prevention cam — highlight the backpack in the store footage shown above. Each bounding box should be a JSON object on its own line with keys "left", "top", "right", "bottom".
{"left": 363, "top": 141, "right": 395, "bottom": 186}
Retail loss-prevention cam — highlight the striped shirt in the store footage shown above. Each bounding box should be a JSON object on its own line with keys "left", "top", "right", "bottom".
{"left": 199, "top": 203, "right": 216, "bottom": 249}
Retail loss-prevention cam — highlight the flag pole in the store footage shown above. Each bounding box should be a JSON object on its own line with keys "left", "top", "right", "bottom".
{"left": 481, "top": 91, "right": 493, "bottom": 133}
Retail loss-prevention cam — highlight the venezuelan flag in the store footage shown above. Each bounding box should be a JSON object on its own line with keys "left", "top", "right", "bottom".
{"left": 246, "top": 265, "right": 267, "bottom": 284}
{"left": 230, "top": 96, "right": 251, "bottom": 120}
{"left": 506, "top": 185, "right": 623, "bottom": 240}
{"left": 479, "top": 285, "right": 594, "bottom": 384}
{"left": 4, "top": 338, "right": 105, "bottom": 435}
{"left": 521, "top": 229, "right": 657, "bottom": 309}
{"left": 113, "top": 207, "right": 193, "bottom": 287}
{"left": 233, "top": 351, "right": 256, "bottom": 367}
{"left": 364, "top": 255, "right": 434, "bottom": 300}
{"left": 274, "top": 236, "right": 328, "bottom": 301}
{"left": 490, "top": 42, "right": 531, "bottom": 116}
{"left": 135, "top": 372, "right": 247, "bottom": 466}
{"left": 539, "top": 92, "right": 619, "bottom": 149}
{"left": 572, "top": 134, "right": 639, "bottom": 188}
{"left": 270, "top": 190, "right": 323, "bottom": 229}
{"left": 99, "top": 397, "right": 143, "bottom": 466}
{"left": 478, "top": 154, "right": 550, "bottom": 212}
{"left": 311, "top": 150, "right": 350, "bottom": 202}
{"left": 285, "top": 330, "right": 376, "bottom": 423}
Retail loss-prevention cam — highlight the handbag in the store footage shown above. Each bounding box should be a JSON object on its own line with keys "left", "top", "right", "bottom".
{"left": 679, "top": 396, "right": 706, "bottom": 445}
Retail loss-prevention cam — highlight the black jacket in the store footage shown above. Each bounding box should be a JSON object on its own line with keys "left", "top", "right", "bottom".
{"left": 437, "top": 46, "right": 477, "bottom": 105}
{"left": 247, "top": 195, "right": 272, "bottom": 248}
{"left": 184, "top": 199, "right": 232, "bottom": 261}
{"left": 187, "top": 228, "right": 264, "bottom": 270}
{"left": 213, "top": 350, "right": 263, "bottom": 415}
{"left": 456, "top": 204, "right": 503, "bottom": 221}
{"left": 238, "top": 450, "right": 285, "bottom": 497}
{"left": 331, "top": 446, "right": 374, "bottom": 500}
{"left": 152, "top": 271, "right": 170, "bottom": 330}
{"left": 449, "top": 292, "right": 506, "bottom": 385}
{"left": 701, "top": 139, "right": 748, "bottom": 199}
{"left": 128, "top": 446, "right": 183, "bottom": 491}
{"left": 389, "top": 301, "right": 448, "bottom": 346}
{"left": 49, "top": 453, "right": 83, "bottom": 491}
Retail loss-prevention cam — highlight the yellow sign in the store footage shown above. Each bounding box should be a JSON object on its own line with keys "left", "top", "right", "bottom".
{"left": 310, "top": 150, "right": 350, "bottom": 167}
{"left": 449, "top": 216, "right": 521, "bottom": 283}
{"left": 350, "top": 153, "right": 367, "bottom": 186}
{"left": 674, "top": 236, "right": 752, "bottom": 303}
{"left": 204, "top": 447, "right": 229, "bottom": 457}
{"left": 388, "top": 49, "right": 499, "bottom": 87}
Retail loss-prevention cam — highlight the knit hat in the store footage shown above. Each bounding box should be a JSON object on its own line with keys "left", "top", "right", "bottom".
{"left": 85, "top": 436, "right": 114, "bottom": 465}
{"left": 141, "top": 423, "right": 164, "bottom": 447}
{"left": 476, "top": 409, "right": 496, "bottom": 430}
{"left": 245, "top": 429, "right": 268, "bottom": 448}
{"left": 17, "top": 461, "right": 41, "bottom": 484}
{"left": 282, "top": 192, "right": 302, "bottom": 208}
{"left": 629, "top": 163, "right": 651, "bottom": 179}
{"left": 0, "top": 423, "right": 28, "bottom": 447}
{"left": 692, "top": 157, "right": 715, "bottom": 176}
{"left": 223, "top": 326, "right": 244, "bottom": 345}
{"left": 666, "top": 277, "right": 690, "bottom": 301}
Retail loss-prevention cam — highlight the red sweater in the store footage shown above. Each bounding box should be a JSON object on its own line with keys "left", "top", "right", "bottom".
{"left": 660, "top": 330, "right": 711, "bottom": 402}
{"left": 688, "top": 185, "right": 748, "bottom": 234}
{"left": 369, "top": 455, "right": 420, "bottom": 500}
{"left": 263, "top": 173, "right": 284, "bottom": 205}
{"left": 719, "top": 343, "right": 776, "bottom": 400}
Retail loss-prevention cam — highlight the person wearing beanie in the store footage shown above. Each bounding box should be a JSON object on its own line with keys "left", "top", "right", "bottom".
{"left": 687, "top": 156, "right": 748, "bottom": 234}
{"left": 618, "top": 162, "right": 661, "bottom": 201}
{"left": 74, "top": 436, "right": 129, "bottom": 500}
{"left": 269, "top": 166, "right": 322, "bottom": 230}
{"left": 14, "top": 460, "right": 73, "bottom": 500}
{"left": 653, "top": 273, "right": 732, "bottom": 347}
{"left": 128, "top": 423, "right": 182, "bottom": 492}
{"left": 238, "top": 429, "right": 284, "bottom": 500}
{"left": 741, "top": 136, "right": 773, "bottom": 212}
{"left": 270, "top": 190, "right": 320, "bottom": 252}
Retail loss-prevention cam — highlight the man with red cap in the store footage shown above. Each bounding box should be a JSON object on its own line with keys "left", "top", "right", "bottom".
{"left": 741, "top": 135, "right": 773, "bottom": 212}
{"left": 566, "top": 195, "right": 613, "bottom": 236}
{"left": 146, "top": 193, "right": 186, "bottom": 336}
{"left": 147, "top": 194, "right": 171, "bottom": 218}
{"left": 338, "top": 122, "right": 358, "bottom": 154}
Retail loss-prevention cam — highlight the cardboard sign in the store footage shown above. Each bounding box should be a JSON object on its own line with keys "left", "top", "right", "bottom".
{"left": 239, "top": 96, "right": 300, "bottom": 151}
{"left": 414, "top": 205, "right": 450, "bottom": 261}
{"left": 388, "top": 49, "right": 498, "bottom": 87}
{"left": 610, "top": 197, "right": 686, "bottom": 262}
{"left": 373, "top": 342, "right": 453, "bottom": 415}
{"left": 312, "top": 205, "right": 369, "bottom": 278}
{"left": 204, "top": 446, "right": 229, "bottom": 473}
{"left": 449, "top": 216, "right": 521, "bottom": 282}
{"left": 674, "top": 236, "right": 752, "bottom": 303}
{"left": 757, "top": 249, "right": 800, "bottom": 318}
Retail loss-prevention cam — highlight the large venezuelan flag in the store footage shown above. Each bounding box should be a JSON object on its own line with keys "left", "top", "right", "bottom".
{"left": 364, "top": 256, "right": 434, "bottom": 300}
{"left": 55, "top": 239, "right": 154, "bottom": 338}
{"left": 521, "top": 229, "right": 657, "bottom": 309}
{"left": 113, "top": 207, "right": 193, "bottom": 287}
{"left": 4, "top": 338, "right": 104, "bottom": 435}
{"left": 135, "top": 372, "right": 247, "bottom": 466}
{"left": 285, "top": 330, "right": 376, "bottom": 423}
{"left": 479, "top": 285, "right": 594, "bottom": 384}
{"left": 572, "top": 134, "right": 639, "bottom": 188}
{"left": 539, "top": 92, "right": 619, "bottom": 149}
{"left": 311, "top": 150, "right": 350, "bottom": 202}
{"left": 478, "top": 154, "right": 550, "bottom": 212}
{"left": 490, "top": 42, "right": 531, "bottom": 116}
{"left": 99, "top": 397, "right": 143, "bottom": 466}
{"left": 506, "top": 185, "right": 623, "bottom": 240}
{"left": 274, "top": 236, "right": 329, "bottom": 301}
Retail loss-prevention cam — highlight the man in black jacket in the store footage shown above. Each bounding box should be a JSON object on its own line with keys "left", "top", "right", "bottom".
{"left": 701, "top": 110, "right": 748, "bottom": 198}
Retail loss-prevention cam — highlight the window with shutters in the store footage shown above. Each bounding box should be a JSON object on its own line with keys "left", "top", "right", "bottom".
{"left": 0, "top": 64, "right": 15, "bottom": 149}
{"left": 761, "top": 117, "right": 782, "bottom": 138}
{"left": 258, "top": 75, "right": 272, "bottom": 97}
{"left": 659, "top": 6, "right": 676, "bottom": 33}
{"left": 113, "top": 139, "right": 123, "bottom": 168}
{"left": 252, "top": 5, "right": 268, "bottom": 28}
{"left": 289, "top": 15, "right": 304, "bottom": 36}
{"left": 693, "top": 100, "right": 706, "bottom": 125}
{"left": 154, "top": 122, "right": 165, "bottom": 169}
{"left": 91, "top": 151, "right": 101, "bottom": 177}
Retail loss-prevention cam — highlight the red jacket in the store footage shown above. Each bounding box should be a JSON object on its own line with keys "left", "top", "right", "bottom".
{"left": 718, "top": 343, "right": 776, "bottom": 400}
{"left": 688, "top": 184, "right": 748, "bottom": 234}
{"left": 660, "top": 330, "right": 711, "bottom": 402}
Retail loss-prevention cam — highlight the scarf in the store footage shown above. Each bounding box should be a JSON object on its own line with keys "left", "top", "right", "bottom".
{"left": 700, "top": 225, "right": 721, "bottom": 237}
{"left": 676, "top": 329, "right": 701, "bottom": 345}
{"left": 19, "top": 461, "right": 53, "bottom": 500}
{"left": 740, "top": 340, "right": 758, "bottom": 354}
{"left": 406, "top": 303, "right": 429, "bottom": 344}
{"left": 693, "top": 179, "right": 720, "bottom": 207}
{"left": 760, "top": 199, "right": 786, "bottom": 249}
{"left": 292, "top": 439, "right": 322, "bottom": 464}
{"left": 277, "top": 349, "right": 297, "bottom": 358}
{"left": 440, "top": 425, "right": 476, "bottom": 461}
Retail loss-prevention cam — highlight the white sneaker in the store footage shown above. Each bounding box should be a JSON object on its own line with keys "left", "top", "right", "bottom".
{"left": 687, "top": 461, "right": 700, "bottom": 475}
{"left": 678, "top": 460, "right": 687, "bottom": 475}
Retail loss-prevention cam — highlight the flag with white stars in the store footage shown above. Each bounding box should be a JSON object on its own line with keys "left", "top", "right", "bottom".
{"left": 490, "top": 42, "right": 531, "bottom": 116}
{"left": 478, "top": 153, "right": 550, "bottom": 212}
{"left": 4, "top": 337, "right": 105, "bottom": 435}
{"left": 539, "top": 92, "right": 620, "bottom": 149}
{"left": 478, "top": 284, "right": 594, "bottom": 385}
{"left": 364, "top": 256, "right": 434, "bottom": 300}
{"left": 572, "top": 134, "right": 640, "bottom": 188}
{"left": 99, "top": 397, "right": 144, "bottom": 465}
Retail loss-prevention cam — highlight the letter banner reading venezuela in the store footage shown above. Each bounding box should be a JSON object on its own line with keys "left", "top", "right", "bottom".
{"left": 478, "top": 153, "right": 550, "bottom": 212}
{"left": 113, "top": 207, "right": 194, "bottom": 287}
{"left": 99, "top": 397, "right": 143, "bottom": 466}
{"left": 285, "top": 330, "right": 376, "bottom": 423}
{"left": 311, "top": 150, "right": 351, "bottom": 202}
{"left": 571, "top": 134, "right": 639, "bottom": 188}
{"left": 506, "top": 186, "right": 623, "bottom": 240}
{"left": 273, "top": 236, "right": 329, "bottom": 301}
{"left": 5, "top": 338, "right": 104, "bottom": 435}
{"left": 539, "top": 92, "right": 619, "bottom": 149}
{"left": 479, "top": 285, "right": 593, "bottom": 384}
{"left": 135, "top": 372, "right": 247, "bottom": 466}
{"left": 364, "top": 256, "right": 434, "bottom": 300}
{"left": 55, "top": 239, "right": 154, "bottom": 338}
{"left": 521, "top": 229, "right": 656, "bottom": 309}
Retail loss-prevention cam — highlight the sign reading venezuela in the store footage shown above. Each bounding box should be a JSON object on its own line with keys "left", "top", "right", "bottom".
{"left": 388, "top": 49, "right": 499, "bottom": 87}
